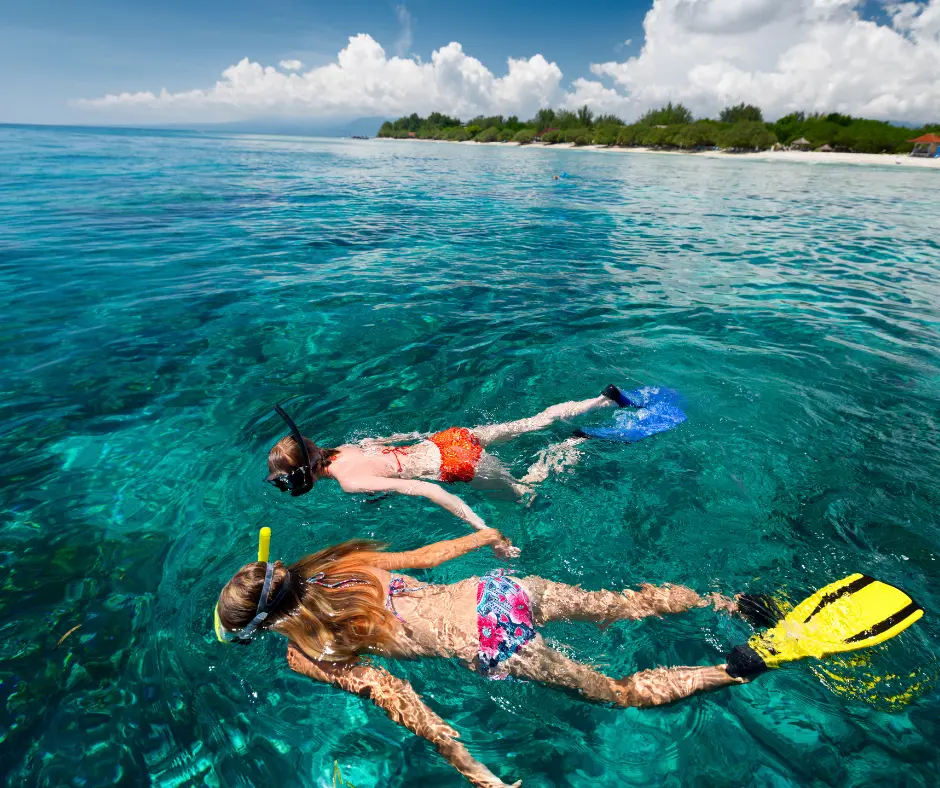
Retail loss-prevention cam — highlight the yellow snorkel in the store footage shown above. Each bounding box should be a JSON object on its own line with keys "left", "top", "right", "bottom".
{"left": 214, "top": 527, "right": 275, "bottom": 644}
{"left": 257, "top": 526, "right": 271, "bottom": 562}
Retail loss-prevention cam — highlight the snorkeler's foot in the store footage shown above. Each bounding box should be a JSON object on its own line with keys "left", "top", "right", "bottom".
{"left": 736, "top": 593, "right": 784, "bottom": 629}
{"left": 601, "top": 384, "right": 631, "bottom": 408}
{"left": 704, "top": 592, "right": 739, "bottom": 615}
{"left": 725, "top": 644, "right": 769, "bottom": 679}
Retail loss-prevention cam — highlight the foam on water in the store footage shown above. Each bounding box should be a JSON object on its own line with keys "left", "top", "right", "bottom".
{"left": 1, "top": 126, "right": 938, "bottom": 786}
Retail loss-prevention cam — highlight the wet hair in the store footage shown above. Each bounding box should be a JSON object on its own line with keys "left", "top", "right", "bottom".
{"left": 215, "top": 540, "right": 398, "bottom": 661}
{"left": 267, "top": 435, "right": 338, "bottom": 480}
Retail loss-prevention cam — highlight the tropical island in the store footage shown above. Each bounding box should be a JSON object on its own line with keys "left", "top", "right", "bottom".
{"left": 377, "top": 103, "right": 940, "bottom": 158}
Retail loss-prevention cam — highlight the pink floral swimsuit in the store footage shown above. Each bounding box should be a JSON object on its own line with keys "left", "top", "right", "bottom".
{"left": 384, "top": 572, "right": 536, "bottom": 679}
{"left": 476, "top": 570, "right": 536, "bottom": 677}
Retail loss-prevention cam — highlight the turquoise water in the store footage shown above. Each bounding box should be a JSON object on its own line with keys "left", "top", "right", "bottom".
{"left": 2, "top": 124, "right": 939, "bottom": 787}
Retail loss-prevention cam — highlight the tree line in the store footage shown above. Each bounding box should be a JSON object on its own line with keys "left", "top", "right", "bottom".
{"left": 376, "top": 104, "right": 938, "bottom": 154}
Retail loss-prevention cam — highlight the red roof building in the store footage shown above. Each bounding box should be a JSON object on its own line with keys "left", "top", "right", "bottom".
{"left": 909, "top": 132, "right": 940, "bottom": 157}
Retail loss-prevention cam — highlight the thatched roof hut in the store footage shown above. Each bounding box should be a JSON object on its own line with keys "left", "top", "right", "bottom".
{"left": 816, "top": 143, "right": 834, "bottom": 152}
{"left": 790, "top": 137, "right": 811, "bottom": 150}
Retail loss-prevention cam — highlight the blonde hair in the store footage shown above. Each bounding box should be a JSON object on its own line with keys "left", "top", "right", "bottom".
{"left": 216, "top": 540, "right": 398, "bottom": 661}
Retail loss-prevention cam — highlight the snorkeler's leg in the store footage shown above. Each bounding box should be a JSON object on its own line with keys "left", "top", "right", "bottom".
{"left": 473, "top": 396, "right": 614, "bottom": 447}
{"left": 504, "top": 636, "right": 745, "bottom": 707}
{"left": 519, "top": 437, "right": 587, "bottom": 484}
{"left": 471, "top": 452, "right": 536, "bottom": 499}
{"left": 523, "top": 577, "right": 737, "bottom": 625}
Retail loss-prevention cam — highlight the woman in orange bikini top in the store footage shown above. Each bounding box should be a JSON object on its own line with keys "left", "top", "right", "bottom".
{"left": 265, "top": 386, "right": 625, "bottom": 552}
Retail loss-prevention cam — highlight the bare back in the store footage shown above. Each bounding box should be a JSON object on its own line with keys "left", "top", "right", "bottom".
{"left": 327, "top": 440, "right": 443, "bottom": 490}
{"left": 357, "top": 565, "right": 480, "bottom": 663}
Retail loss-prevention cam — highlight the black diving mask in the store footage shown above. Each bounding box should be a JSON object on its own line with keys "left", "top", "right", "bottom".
{"left": 267, "top": 404, "right": 315, "bottom": 497}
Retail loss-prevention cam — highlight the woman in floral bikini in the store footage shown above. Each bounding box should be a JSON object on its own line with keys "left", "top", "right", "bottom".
{"left": 214, "top": 530, "right": 743, "bottom": 788}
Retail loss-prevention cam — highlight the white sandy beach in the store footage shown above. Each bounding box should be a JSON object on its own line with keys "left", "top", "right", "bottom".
{"left": 380, "top": 137, "right": 940, "bottom": 169}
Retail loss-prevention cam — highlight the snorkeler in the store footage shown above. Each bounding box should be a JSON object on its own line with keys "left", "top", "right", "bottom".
{"left": 265, "top": 386, "right": 630, "bottom": 543}
{"left": 215, "top": 530, "right": 922, "bottom": 788}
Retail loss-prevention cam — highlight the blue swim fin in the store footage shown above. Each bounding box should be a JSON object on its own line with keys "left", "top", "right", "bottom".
{"left": 577, "top": 386, "right": 686, "bottom": 443}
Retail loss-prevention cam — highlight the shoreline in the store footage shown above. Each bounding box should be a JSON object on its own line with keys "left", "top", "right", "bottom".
{"left": 377, "top": 137, "right": 940, "bottom": 170}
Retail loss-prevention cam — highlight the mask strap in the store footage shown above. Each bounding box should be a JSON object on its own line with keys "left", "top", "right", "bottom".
{"left": 274, "top": 404, "right": 313, "bottom": 473}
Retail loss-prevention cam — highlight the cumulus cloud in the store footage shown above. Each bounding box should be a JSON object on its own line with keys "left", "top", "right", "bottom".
{"left": 77, "top": 35, "right": 564, "bottom": 121}
{"left": 76, "top": 0, "right": 940, "bottom": 123}
{"left": 590, "top": 0, "right": 940, "bottom": 121}
{"left": 395, "top": 5, "right": 413, "bottom": 57}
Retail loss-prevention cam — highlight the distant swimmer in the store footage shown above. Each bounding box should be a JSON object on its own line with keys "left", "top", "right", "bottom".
{"left": 214, "top": 529, "right": 924, "bottom": 788}
{"left": 266, "top": 387, "right": 638, "bottom": 548}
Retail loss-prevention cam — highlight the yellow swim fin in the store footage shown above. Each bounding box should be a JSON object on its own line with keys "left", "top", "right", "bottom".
{"left": 727, "top": 574, "right": 923, "bottom": 678}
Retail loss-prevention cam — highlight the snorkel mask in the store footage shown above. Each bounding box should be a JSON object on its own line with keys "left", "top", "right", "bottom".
{"left": 214, "top": 527, "right": 291, "bottom": 644}
{"left": 267, "top": 404, "right": 315, "bottom": 497}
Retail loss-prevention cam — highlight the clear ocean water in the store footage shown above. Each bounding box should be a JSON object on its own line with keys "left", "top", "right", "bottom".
{"left": 1, "top": 124, "right": 939, "bottom": 787}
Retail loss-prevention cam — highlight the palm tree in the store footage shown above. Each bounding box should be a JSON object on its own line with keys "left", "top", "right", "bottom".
{"left": 577, "top": 105, "right": 595, "bottom": 128}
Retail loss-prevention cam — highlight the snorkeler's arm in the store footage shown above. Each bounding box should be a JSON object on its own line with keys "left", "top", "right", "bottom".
{"left": 286, "top": 646, "right": 518, "bottom": 788}
{"left": 349, "top": 477, "right": 489, "bottom": 531}
{"left": 372, "top": 529, "right": 514, "bottom": 570}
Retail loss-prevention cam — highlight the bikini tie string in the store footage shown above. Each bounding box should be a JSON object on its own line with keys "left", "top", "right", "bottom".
{"left": 381, "top": 446, "right": 408, "bottom": 473}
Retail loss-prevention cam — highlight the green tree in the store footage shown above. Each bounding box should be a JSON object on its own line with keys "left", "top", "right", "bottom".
{"left": 416, "top": 125, "right": 442, "bottom": 139}
{"left": 717, "top": 121, "right": 776, "bottom": 151}
{"left": 474, "top": 127, "right": 499, "bottom": 142}
{"left": 674, "top": 120, "right": 719, "bottom": 149}
{"left": 513, "top": 128, "right": 536, "bottom": 144}
{"left": 593, "top": 125, "right": 619, "bottom": 146}
{"left": 554, "top": 110, "right": 579, "bottom": 129}
{"left": 639, "top": 124, "right": 673, "bottom": 147}
{"left": 565, "top": 127, "right": 592, "bottom": 145}
{"left": 532, "top": 108, "right": 556, "bottom": 131}
{"left": 595, "top": 113, "right": 624, "bottom": 127}
{"left": 378, "top": 121, "right": 394, "bottom": 137}
{"left": 719, "top": 103, "right": 763, "bottom": 124}
{"left": 772, "top": 111, "right": 806, "bottom": 144}
{"left": 639, "top": 102, "right": 693, "bottom": 126}
{"left": 497, "top": 128, "right": 516, "bottom": 142}
{"left": 616, "top": 125, "right": 641, "bottom": 146}
{"left": 427, "top": 112, "right": 462, "bottom": 128}
{"left": 577, "top": 105, "right": 595, "bottom": 127}
{"left": 540, "top": 129, "right": 564, "bottom": 144}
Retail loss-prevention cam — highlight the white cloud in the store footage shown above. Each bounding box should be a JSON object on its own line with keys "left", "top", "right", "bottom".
{"left": 395, "top": 5, "right": 413, "bottom": 57}
{"left": 77, "top": 35, "right": 564, "bottom": 122}
{"left": 75, "top": 0, "right": 940, "bottom": 123}
{"left": 587, "top": 0, "right": 940, "bottom": 121}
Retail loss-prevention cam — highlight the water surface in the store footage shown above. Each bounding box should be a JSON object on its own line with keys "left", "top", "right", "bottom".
{"left": 1, "top": 126, "right": 939, "bottom": 787}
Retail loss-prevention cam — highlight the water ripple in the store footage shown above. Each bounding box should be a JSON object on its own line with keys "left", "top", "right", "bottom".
{"left": 1, "top": 127, "right": 939, "bottom": 786}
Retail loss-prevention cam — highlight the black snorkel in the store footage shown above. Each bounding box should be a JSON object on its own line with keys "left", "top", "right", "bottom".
{"left": 268, "top": 404, "right": 316, "bottom": 496}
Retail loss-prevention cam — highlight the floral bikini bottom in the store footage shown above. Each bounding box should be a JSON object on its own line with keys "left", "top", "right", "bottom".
{"left": 476, "top": 570, "right": 537, "bottom": 677}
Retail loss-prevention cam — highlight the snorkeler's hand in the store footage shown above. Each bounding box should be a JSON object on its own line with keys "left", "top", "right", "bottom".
{"left": 482, "top": 528, "right": 520, "bottom": 559}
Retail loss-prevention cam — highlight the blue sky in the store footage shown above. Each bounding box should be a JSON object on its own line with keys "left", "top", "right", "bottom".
{"left": 1, "top": 1, "right": 936, "bottom": 125}
{"left": 0, "top": 0, "right": 649, "bottom": 124}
